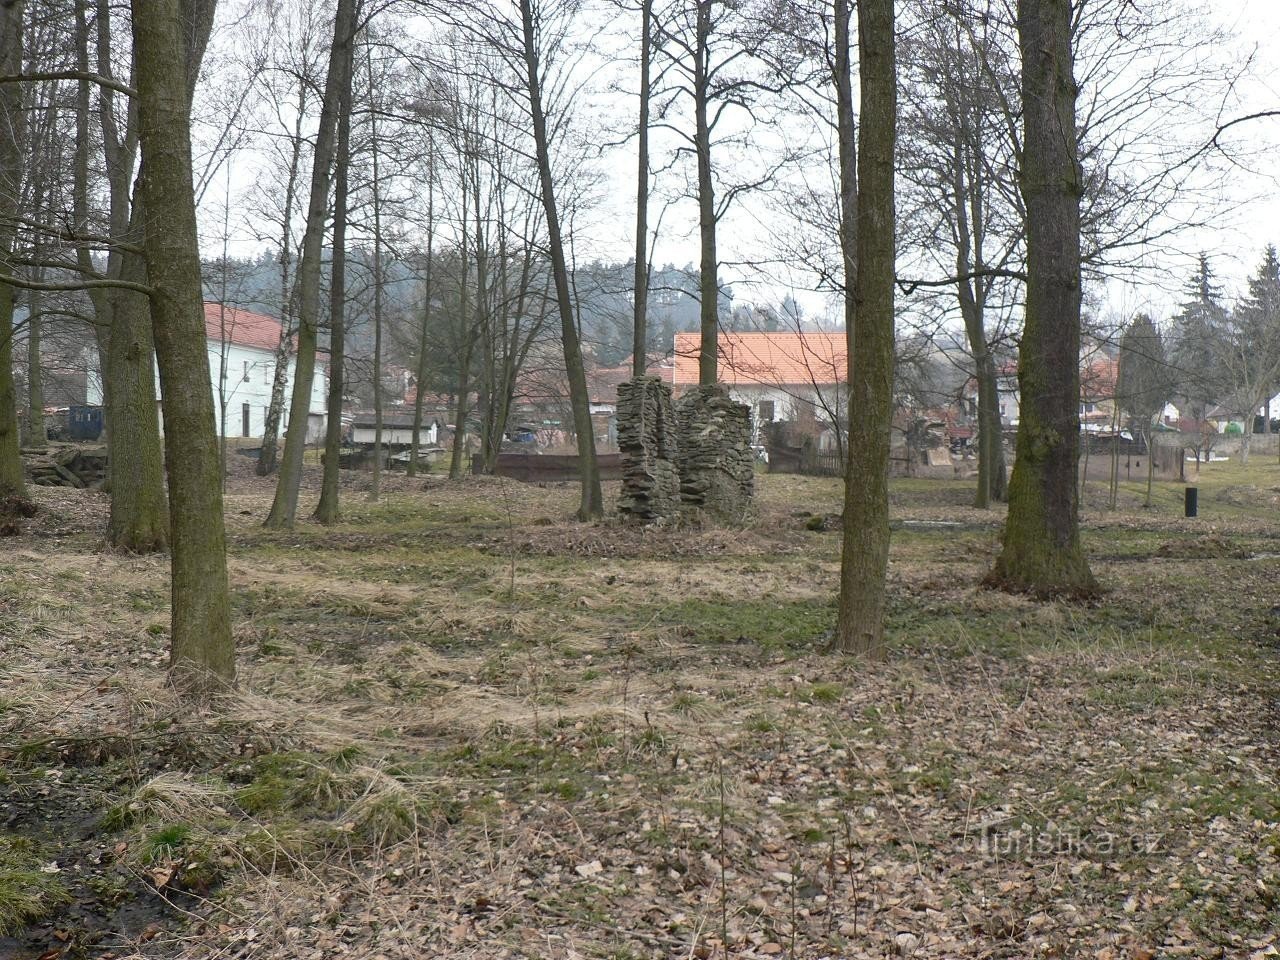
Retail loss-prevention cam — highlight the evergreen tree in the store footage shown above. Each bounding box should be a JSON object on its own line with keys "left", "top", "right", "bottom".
{"left": 1168, "top": 254, "right": 1228, "bottom": 424}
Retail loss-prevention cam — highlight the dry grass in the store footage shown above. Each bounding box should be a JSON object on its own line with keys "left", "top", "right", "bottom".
{"left": 1, "top": 464, "right": 1279, "bottom": 959}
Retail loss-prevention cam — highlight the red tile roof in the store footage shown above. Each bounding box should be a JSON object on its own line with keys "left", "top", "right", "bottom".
{"left": 672, "top": 331, "right": 846, "bottom": 387}
{"left": 1080, "top": 354, "right": 1119, "bottom": 400}
{"left": 203, "top": 302, "right": 284, "bottom": 352}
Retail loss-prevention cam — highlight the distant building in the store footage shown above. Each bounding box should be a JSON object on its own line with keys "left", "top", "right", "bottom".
{"left": 88, "top": 302, "right": 328, "bottom": 442}
{"left": 670, "top": 330, "right": 846, "bottom": 445}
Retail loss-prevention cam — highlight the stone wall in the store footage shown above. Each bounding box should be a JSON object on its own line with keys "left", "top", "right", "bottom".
{"left": 674, "top": 384, "right": 754, "bottom": 519}
{"left": 616, "top": 376, "right": 681, "bottom": 520}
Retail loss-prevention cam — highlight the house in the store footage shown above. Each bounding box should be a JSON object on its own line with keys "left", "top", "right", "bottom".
{"left": 88, "top": 302, "right": 329, "bottom": 442}
{"left": 1078, "top": 354, "right": 1119, "bottom": 432}
{"left": 995, "top": 362, "right": 1020, "bottom": 427}
{"left": 968, "top": 351, "right": 1130, "bottom": 434}
{"left": 350, "top": 413, "right": 439, "bottom": 447}
{"left": 670, "top": 331, "right": 846, "bottom": 445}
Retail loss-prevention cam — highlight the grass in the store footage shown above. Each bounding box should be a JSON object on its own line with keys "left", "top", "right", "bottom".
{"left": 0, "top": 838, "right": 69, "bottom": 936}
{"left": 1, "top": 464, "right": 1279, "bottom": 958}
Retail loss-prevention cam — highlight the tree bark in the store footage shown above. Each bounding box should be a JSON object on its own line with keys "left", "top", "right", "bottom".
{"left": 632, "top": 0, "right": 653, "bottom": 378}
{"left": 988, "top": 0, "right": 1097, "bottom": 597}
{"left": 131, "top": 0, "right": 233, "bottom": 688}
{"left": 25, "top": 284, "right": 45, "bottom": 450}
{"left": 314, "top": 25, "right": 354, "bottom": 526}
{"left": 105, "top": 243, "right": 170, "bottom": 551}
{"left": 79, "top": 0, "right": 168, "bottom": 552}
{"left": 0, "top": 0, "right": 28, "bottom": 500}
{"left": 368, "top": 46, "right": 385, "bottom": 503}
{"left": 519, "top": 0, "right": 603, "bottom": 519}
{"left": 266, "top": 0, "right": 358, "bottom": 528}
{"left": 834, "top": 0, "right": 895, "bottom": 656}
{"left": 694, "top": 0, "right": 718, "bottom": 385}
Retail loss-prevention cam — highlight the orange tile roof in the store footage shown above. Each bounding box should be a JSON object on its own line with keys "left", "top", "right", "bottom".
{"left": 672, "top": 331, "right": 847, "bottom": 387}
{"left": 203, "top": 302, "right": 284, "bottom": 352}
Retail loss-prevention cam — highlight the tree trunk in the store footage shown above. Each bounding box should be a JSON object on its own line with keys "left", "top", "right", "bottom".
{"left": 257, "top": 82, "right": 308, "bottom": 477}
{"left": 368, "top": 50, "right": 385, "bottom": 503}
{"left": 314, "top": 28, "right": 354, "bottom": 526}
{"left": 106, "top": 249, "right": 169, "bottom": 551}
{"left": 632, "top": 0, "right": 653, "bottom": 378}
{"left": 25, "top": 287, "right": 45, "bottom": 450}
{"left": 80, "top": 0, "right": 169, "bottom": 552}
{"left": 834, "top": 0, "right": 895, "bottom": 656}
{"left": 25, "top": 150, "right": 46, "bottom": 450}
{"left": 694, "top": 0, "right": 718, "bottom": 386}
{"left": 131, "top": 0, "right": 233, "bottom": 687}
{"left": 0, "top": 0, "right": 28, "bottom": 500}
{"left": 1079, "top": 425, "right": 1090, "bottom": 501}
{"left": 266, "top": 0, "right": 357, "bottom": 528}
{"left": 258, "top": 334, "right": 292, "bottom": 476}
{"left": 1144, "top": 429, "right": 1155, "bottom": 507}
{"left": 408, "top": 151, "right": 435, "bottom": 479}
{"left": 520, "top": 0, "right": 603, "bottom": 519}
{"left": 448, "top": 185, "right": 473, "bottom": 480}
{"left": 989, "top": 0, "right": 1097, "bottom": 597}
{"left": 1108, "top": 406, "right": 1119, "bottom": 510}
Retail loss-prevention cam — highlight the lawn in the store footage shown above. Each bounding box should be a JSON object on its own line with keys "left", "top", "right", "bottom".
{"left": 1, "top": 460, "right": 1277, "bottom": 959}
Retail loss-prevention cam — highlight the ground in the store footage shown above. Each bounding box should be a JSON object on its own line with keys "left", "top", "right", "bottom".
{"left": 1, "top": 456, "right": 1279, "bottom": 960}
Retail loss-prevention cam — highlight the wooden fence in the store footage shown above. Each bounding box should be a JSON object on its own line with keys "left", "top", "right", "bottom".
{"left": 767, "top": 443, "right": 843, "bottom": 477}
{"left": 476, "top": 452, "right": 624, "bottom": 483}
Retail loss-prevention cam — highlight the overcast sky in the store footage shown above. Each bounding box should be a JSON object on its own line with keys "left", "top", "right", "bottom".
{"left": 199, "top": 0, "right": 1280, "bottom": 331}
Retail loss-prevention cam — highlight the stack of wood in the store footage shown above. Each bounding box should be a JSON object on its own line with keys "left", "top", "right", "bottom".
{"left": 674, "top": 384, "right": 754, "bottom": 518}
{"left": 617, "top": 375, "right": 681, "bottom": 521}
{"left": 23, "top": 445, "right": 109, "bottom": 489}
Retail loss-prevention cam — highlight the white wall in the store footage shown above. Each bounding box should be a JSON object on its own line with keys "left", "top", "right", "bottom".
{"left": 86, "top": 340, "right": 328, "bottom": 440}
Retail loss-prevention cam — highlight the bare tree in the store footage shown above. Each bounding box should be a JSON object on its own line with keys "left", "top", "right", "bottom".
{"left": 631, "top": 0, "right": 654, "bottom": 376}
{"left": 517, "top": 0, "right": 602, "bottom": 517}
{"left": 1218, "top": 246, "right": 1280, "bottom": 465}
{"left": 130, "top": 0, "right": 233, "bottom": 687}
{"left": 833, "top": 0, "right": 896, "bottom": 655}
{"left": 266, "top": 0, "right": 359, "bottom": 528}
{"left": 313, "top": 12, "right": 356, "bottom": 525}
{"left": 988, "top": 0, "right": 1096, "bottom": 597}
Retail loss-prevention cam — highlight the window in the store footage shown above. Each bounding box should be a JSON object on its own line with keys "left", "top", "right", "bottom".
{"left": 758, "top": 400, "right": 775, "bottom": 422}
{"left": 241, "top": 403, "right": 251, "bottom": 438}
{"left": 242, "top": 360, "right": 250, "bottom": 383}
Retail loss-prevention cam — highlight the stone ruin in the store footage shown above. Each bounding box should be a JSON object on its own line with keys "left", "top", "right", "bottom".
{"left": 616, "top": 375, "right": 681, "bottom": 520}
{"left": 673, "top": 384, "right": 754, "bottom": 519}
{"left": 616, "top": 378, "right": 755, "bottom": 522}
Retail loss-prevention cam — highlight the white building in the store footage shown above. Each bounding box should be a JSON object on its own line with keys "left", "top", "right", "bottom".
{"left": 88, "top": 302, "right": 328, "bottom": 442}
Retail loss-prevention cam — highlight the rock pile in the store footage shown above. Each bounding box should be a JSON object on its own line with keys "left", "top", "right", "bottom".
{"left": 23, "top": 445, "right": 109, "bottom": 489}
{"left": 617, "top": 376, "right": 681, "bottom": 520}
{"left": 674, "top": 384, "right": 754, "bottom": 519}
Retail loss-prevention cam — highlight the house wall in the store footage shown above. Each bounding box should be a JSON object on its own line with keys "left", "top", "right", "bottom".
{"left": 352, "top": 423, "right": 439, "bottom": 446}
{"left": 86, "top": 341, "right": 328, "bottom": 440}
{"left": 996, "top": 376, "right": 1020, "bottom": 426}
